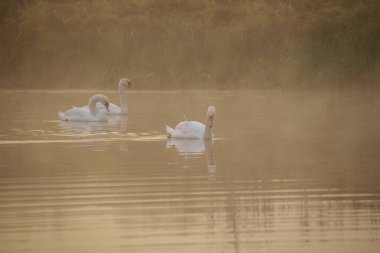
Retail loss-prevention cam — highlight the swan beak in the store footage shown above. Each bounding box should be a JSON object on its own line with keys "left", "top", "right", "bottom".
{"left": 209, "top": 115, "right": 214, "bottom": 128}
{"left": 105, "top": 102, "right": 110, "bottom": 112}
{"left": 128, "top": 81, "right": 133, "bottom": 89}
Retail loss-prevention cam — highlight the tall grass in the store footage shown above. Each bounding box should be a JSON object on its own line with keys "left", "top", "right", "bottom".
{"left": 0, "top": 0, "right": 379, "bottom": 89}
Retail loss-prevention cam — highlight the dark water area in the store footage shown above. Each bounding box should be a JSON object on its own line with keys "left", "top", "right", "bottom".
{"left": 0, "top": 90, "right": 380, "bottom": 253}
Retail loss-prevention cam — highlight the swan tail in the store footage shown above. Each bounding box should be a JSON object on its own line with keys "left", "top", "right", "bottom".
{"left": 166, "top": 125, "right": 174, "bottom": 137}
{"left": 58, "top": 111, "right": 67, "bottom": 121}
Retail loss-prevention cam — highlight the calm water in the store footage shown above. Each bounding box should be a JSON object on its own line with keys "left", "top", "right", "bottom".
{"left": 1, "top": 90, "right": 380, "bottom": 253}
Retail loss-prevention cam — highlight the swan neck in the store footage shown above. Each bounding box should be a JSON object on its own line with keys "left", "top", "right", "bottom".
{"left": 119, "top": 84, "right": 128, "bottom": 113}
{"left": 89, "top": 97, "right": 99, "bottom": 116}
{"left": 203, "top": 116, "right": 213, "bottom": 139}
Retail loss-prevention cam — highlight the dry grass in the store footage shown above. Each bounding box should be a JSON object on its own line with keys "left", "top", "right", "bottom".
{"left": 0, "top": 0, "right": 379, "bottom": 89}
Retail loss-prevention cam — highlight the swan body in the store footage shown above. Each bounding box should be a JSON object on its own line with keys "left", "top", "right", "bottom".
{"left": 82, "top": 78, "right": 132, "bottom": 115}
{"left": 58, "top": 94, "right": 110, "bottom": 122}
{"left": 166, "top": 121, "right": 208, "bottom": 139}
{"left": 166, "top": 106, "right": 216, "bottom": 139}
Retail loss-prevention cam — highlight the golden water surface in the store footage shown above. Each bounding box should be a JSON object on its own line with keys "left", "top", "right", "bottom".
{"left": 0, "top": 90, "right": 380, "bottom": 253}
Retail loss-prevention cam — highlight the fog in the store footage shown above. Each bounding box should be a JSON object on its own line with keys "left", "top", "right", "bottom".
{"left": 0, "top": 0, "right": 379, "bottom": 89}
{"left": 1, "top": 2, "right": 380, "bottom": 251}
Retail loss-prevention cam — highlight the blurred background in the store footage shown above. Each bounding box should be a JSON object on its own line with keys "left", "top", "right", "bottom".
{"left": 0, "top": 0, "right": 379, "bottom": 90}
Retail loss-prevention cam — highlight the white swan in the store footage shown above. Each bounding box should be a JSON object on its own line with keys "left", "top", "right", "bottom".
{"left": 82, "top": 78, "right": 132, "bottom": 115}
{"left": 58, "top": 94, "right": 110, "bottom": 122}
{"left": 166, "top": 106, "right": 216, "bottom": 139}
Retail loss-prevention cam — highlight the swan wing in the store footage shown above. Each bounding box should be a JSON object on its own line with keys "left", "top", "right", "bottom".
{"left": 82, "top": 102, "right": 121, "bottom": 114}
{"left": 58, "top": 107, "right": 106, "bottom": 122}
{"left": 171, "top": 121, "right": 205, "bottom": 139}
{"left": 58, "top": 111, "right": 66, "bottom": 121}
{"left": 166, "top": 125, "right": 175, "bottom": 136}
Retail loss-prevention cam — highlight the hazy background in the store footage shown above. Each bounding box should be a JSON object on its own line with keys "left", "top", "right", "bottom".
{"left": 0, "top": 0, "right": 379, "bottom": 90}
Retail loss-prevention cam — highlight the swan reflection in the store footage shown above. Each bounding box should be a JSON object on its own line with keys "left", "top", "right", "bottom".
{"left": 117, "top": 116, "right": 128, "bottom": 134}
{"left": 58, "top": 121, "right": 109, "bottom": 133}
{"left": 58, "top": 116, "right": 128, "bottom": 133}
{"left": 58, "top": 116, "right": 129, "bottom": 151}
{"left": 166, "top": 138, "right": 216, "bottom": 174}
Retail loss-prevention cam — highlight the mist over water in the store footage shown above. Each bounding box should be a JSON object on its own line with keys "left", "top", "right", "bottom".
{"left": 1, "top": 0, "right": 379, "bottom": 89}
{"left": 1, "top": 1, "right": 380, "bottom": 252}
{"left": 1, "top": 90, "right": 380, "bottom": 253}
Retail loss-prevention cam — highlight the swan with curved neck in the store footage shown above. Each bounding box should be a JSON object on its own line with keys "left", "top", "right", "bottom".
{"left": 58, "top": 94, "right": 110, "bottom": 122}
{"left": 83, "top": 78, "right": 132, "bottom": 115}
{"left": 166, "top": 106, "right": 216, "bottom": 139}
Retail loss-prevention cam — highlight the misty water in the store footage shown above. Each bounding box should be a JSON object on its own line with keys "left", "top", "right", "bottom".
{"left": 1, "top": 89, "right": 380, "bottom": 253}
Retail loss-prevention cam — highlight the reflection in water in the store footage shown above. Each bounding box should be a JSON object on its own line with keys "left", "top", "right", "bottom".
{"left": 58, "top": 120, "right": 110, "bottom": 151}
{"left": 58, "top": 116, "right": 128, "bottom": 134}
{"left": 58, "top": 116, "right": 130, "bottom": 151}
{"left": 58, "top": 120, "right": 109, "bottom": 133}
{"left": 166, "top": 138, "right": 216, "bottom": 174}
{"left": 118, "top": 116, "right": 128, "bottom": 134}
{"left": 117, "top": 116, "right": 129, "bottom": 151}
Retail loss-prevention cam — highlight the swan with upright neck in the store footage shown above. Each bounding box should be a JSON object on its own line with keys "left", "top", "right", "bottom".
{"left": 166, "top": 106, "right": 216, "bottom": 139}
{"left": 82, "top": 78, "right": 132, "bottom": 115}
{"left": 58, "top": 94, "right": 110, "bottom": 122}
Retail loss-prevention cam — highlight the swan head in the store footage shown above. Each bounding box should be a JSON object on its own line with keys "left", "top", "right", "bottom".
{"left": 91, "top": 94, "right": 110, "bottom": 112}
{"left": 104, "top": 101, "right": 110, "bottom": 112}
{"left": 207, "top": 106, "right": 216, "bottom": 128}
{"left": 119, "top": 78, "right": 133, "bottom": 89}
